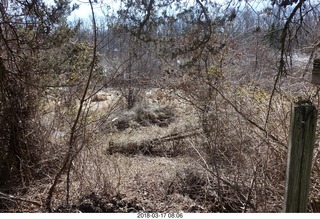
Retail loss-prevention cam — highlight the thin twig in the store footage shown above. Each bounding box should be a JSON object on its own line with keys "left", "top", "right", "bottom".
{"left": 189, "top": 138, "right": 254, "bottom": 210}
{"left": 243, "top": 168, "right": 257, "bottom": 212}
{"left": 45, "top": 0, "right": 98, "bottom": 211}
{"left": 265, "top": 0, "right": 306, "bottom": 127}
{"left": 0, "top": 192, "right": 42, "bottom": 207}
{"left": 207, "top": 83, "right": 287, "bottom": 148}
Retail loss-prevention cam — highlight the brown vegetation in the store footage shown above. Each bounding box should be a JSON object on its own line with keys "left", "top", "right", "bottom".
{"left": 1, "top": 0, "right": 320, "bottom": 213}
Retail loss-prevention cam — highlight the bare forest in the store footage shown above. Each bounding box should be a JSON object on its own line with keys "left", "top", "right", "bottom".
{"left": 1, "top": 0, "right": 320, "bottom": 213}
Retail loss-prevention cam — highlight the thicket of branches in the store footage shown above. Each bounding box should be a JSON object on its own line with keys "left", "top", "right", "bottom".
{"left": 1, "top": 0, "right": 320, "bottom": 212}
{"left": 0, "top": 0, "right": 75, "bottom": 188}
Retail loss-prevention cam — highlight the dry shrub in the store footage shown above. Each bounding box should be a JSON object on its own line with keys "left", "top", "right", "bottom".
{"left": 136, "top": 104, "right": 175, "bottom": 127}
{"left": 170, "top": 68, "right": 292, "bottom": 212}
{"left": 0, "top": 78, "right": 51, "bottom": 196}
{"left": 200, "top": 87, "right": 289, "bottom": 212}
{"left": 111, "top": 102, "right": 176, "bottom": 131}
{"left": 104, "top": 101, "right": 182, "bottom": 156}
{"left": 174, "top": 165, "right": 209, "bottom": 201}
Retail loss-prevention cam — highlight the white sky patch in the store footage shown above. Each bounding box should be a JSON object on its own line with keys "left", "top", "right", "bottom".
{"left": 65, "top": 0, "right": 234, "bottom": 20}
{"left": 68, "top": 0, "right": 105, "bottom": 20}
{"left": 44, "top": 0, "right": 319, "bottom": 22}
{"left": 43, "top": 0, "right": 116, "bottom": 20}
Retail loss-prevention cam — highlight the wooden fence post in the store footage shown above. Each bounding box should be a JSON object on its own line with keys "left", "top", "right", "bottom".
{"left": 284, "top": 99, "right": 317, "bottom": 212}
{"left": 311, "top": 58, "right": 320, "bottom": 85}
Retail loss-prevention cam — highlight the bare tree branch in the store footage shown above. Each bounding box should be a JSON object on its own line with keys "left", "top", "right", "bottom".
{"left": 265, "top": 0, "right": 306, "bottom": 127}
{"left": 0, "top": 192, "right": 42, "bottom": 207}
{"left": 45, "top": 0, "right": 98, "bottom": 211}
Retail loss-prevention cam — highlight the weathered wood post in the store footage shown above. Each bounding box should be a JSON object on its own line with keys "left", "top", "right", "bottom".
{"left": 284, "top": 58, "right": 320, "bottom": 212}
{"left": 311, "top": 59, "right": 320, "bottom": 85}
{"left": 284, "top": 99, "right": 317, "bottom": 212}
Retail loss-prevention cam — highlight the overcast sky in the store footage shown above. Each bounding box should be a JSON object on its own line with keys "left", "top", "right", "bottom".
{"left": 43, "top": 0, "right": 277, "bottom": 21}
{"left": 67, "top": 0, "right": 270, "bottom": 19}
{"left": 68, "top": 0, "right": 118, "bottom": 19}
{"left": 45, "top": 0, "right": 320, "bottom": 20}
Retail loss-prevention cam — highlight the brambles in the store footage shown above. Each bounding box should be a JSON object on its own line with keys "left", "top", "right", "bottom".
{"left": 1, "top": 0, "right": 320, "bottom": 213}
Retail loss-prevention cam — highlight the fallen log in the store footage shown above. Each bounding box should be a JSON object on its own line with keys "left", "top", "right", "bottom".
{"left": 107, "top": 130, "right": 200, "bottom": 156}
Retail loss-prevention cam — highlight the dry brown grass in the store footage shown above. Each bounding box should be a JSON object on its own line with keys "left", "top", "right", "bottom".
{"left": 2, "top": 70, "right": 320, "bottom": 212}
